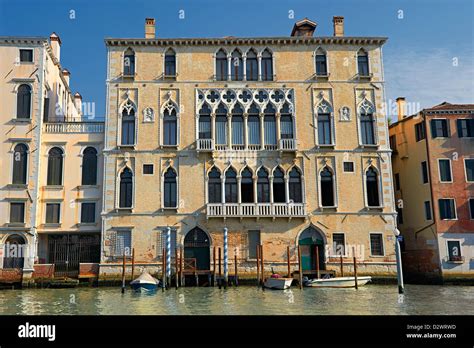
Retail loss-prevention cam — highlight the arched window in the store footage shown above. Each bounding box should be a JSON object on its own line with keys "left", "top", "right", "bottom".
{"left": 231, "top": 103, "right": 244, "bottom": 146}
{"left": 320, "top": 167, "right": 335, "bottom": 207}
{"left": 17, "top": 84, "right": 31, "bottom": 119}
{"left": 47, "top": 147, "right": 63, "bottom": 185}
{"left": 357, "top": 49, "right": 369, "bottom": 76}
{"left": 280, "top": 103, "right": 294, "bottom": 139}
{"left": 163, "top": 105, "right": 177, "bottom": 146}
{"left": 12, "top": 144, "right": 28, "bottom": 184}
{"left": 215, "top": 103, "right": 228, "bottom": 146}
{"left": 264, "top": 104, "right": 276, "bottom": 147}
{"left": 163, "top": 168, "right": 177, "bottom": 208}
{"left": 261, "top": 49, "right": 273, "bottom": 81}
{"left": 216, "top": 49, "right": 227, "bottom": 81}
{"left": 224, "top": 168, "right": 237, "bottom": 203}
{"left": 121, "top": 101, "right": 136, "bottom": 146}
{"left": 366, "top": 167, "right": 380, "bottom": 207}
{"left": 241, "top": 167, "right": 253, "bottom": 203}
{"left": 208, "top": 167, "right": 221, "bottom": 203}
{"left": 198, "top": 103, "right": 212, "bottom": 139}
{"left": 123, "top": 48, "right": 135, "bottom": 76}
{"left": 119, "top": 168, "right": 133, "bottom": 208}
{"left": 289, "top": 167, "right": 302, "bottom": 203}
{"left": 273, "top": 167, "right": 285, "bottom": 203}
{"left": 317, "top": 100, "right": 333, "bottom": 145}
{"left": 257, "top": 168, "right": 270, "bottom": 203}
{"left": 164, "top": 48, "right": 176, "bottom": 77}
{"left": 231, "top": 49, "right": 243, "bottom": 81}
{"left": 246, "top": 49, "right": 258, "bottom": 81}
{"left": 248, "top": 103, "right": 261, "bottom": 146}
{"left": 359, "top": 99, "right": 376, "bottom": 145}
{"left": 315, "top": 48, "right": 327, "bottom": 76}
{"left": 82, "top": 147, "right": 98, "bottom": 185}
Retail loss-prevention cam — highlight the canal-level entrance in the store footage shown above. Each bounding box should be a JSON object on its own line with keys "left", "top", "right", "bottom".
{"left": 299, "top": 227, "right": 325, "bottom": 271}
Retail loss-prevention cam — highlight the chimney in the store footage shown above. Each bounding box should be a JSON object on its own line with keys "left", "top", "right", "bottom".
{"left": 145, "top": 18, "right": 156, "bottom": 38}
{"left": 332, "top": 16, "right": 344, "bottom": 37}
{"left": 74, "top": 92, "right": 82, "bottom": 116}
{"left": 396, "top": 97, "right": 406, "bottom": 119}
{"left": 49, "top": 32, "right": 61, "bottom": 61}
{"left": 62, "top": 69, "right": 70, "bottom": 86}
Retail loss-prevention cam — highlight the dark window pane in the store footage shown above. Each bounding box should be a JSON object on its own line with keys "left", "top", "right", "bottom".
{"left": 289, "top": 167, "right": 302, "bottom": 203}
{"left": 208, "top": 167, "right": 221, "bottom": 203}
{"left": 469, "top": 199, "right": 474, "bottom": 219}
{"left": 447, "top": 241, "right": 462, "bottom": 261}
{"left": 12, "top": 144, "right": 28, "bottom": 184}
{"left": 360, "top": 113, "right": 375, "bottom": 145}
{"left": 20, "top": 49, "right": 33, "bottom": 62}
{"left": 262, "top": 50, "right": 273, "bottom": 81}
{"left": 457, "top": 119, "right": 474, "bottom": 138}
{"left": 121, "top": 109, "right": 135, "bottom": 145}
{"left": 465, "top": 159, "right": 474, "bottom": 182}
{"left": 415, "top": 122, "right": 426, "bottom": 141}
{"left": 370, "top": 234, "right": 384, "bottom": 256}
{"left": 47, "top": 147, "right": 63, "bottom": 185}
{"left": 46, "top": 203, "right": 60, "bottom": 223}
{"left": 357, "top": 53, "right": 369, "bottom": 76}
{"left": 124, "top": 51, "right": 135, "bottom": 75}
{"left": 17, "top": 84, "right": 31, "bottom": 119}
{"left": 439, "top": 199, "right": 456, "bottom": 220}
{"left": 343, "top": 162, "right": 354, "bottom": 172}
{"left": 273, "top": 167, "right": 285, "bottom": 203}
{"left": 165, "top": 51, "right": 176, "bottom": 76}
{"left": 421, "top": 161, "right": 429, "bottom": 184}
{"left": 320, "top": 167, "right": 334, "bottom": 207}
{"left": 246, "top": 51, "right": 258, "bottom": 81}
{"left": 439, "top": 160, "right": 452, "bottom": 182}
{"left": 10, "top": 203, "right": 25, "bottom": 223}
{"left": 82, "top": 147, "right": 97, "bottom": 185}
{"left": 424, "top": 201, "right": 432, "bottom": 220}
{"left": 163, "top": 108, "right": 177, "bottom": 145}
{"left": 225, "top": 168, "right": 238, "bottom": 203}
{"left": 315, "top": 54, "right": 327, "bottom": 75}
{"left": 143, "top": 164, "right": 154, "bottom": 175}
{"left": 216, "top": 50, "right": 227, "bottom": 81}
{"left": 318, "top": 113, "right": 332, "bottom": 145}
{"left": 366, "top": 167, "right": 380, "bottom": 206}
{"left": 431, "top": 119, "right": 449, "bottom": 138}
{"left": 81, "top": 203, "right": 96, "bottom": 223}
{"left": 119, "top": 168, "right": 133, "bottom": 208}
{"left": 248, "top": 230, "right": 260, "bottom": 259}
{"left": 395, "top": 173, "right": 400, "bottom": 191}
{"left": 257, "top": 168, "right": 270, "bottom": 203}
{"left": 164, "top": 168, "right": 177, "bottom": 207}
{"left": 333, "top": 233, "right": 345, "bottom": 255}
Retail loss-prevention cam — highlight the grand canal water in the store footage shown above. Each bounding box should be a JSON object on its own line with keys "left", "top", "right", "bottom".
{"left": 0, "top": 285, "right": 472, "bottom": 315}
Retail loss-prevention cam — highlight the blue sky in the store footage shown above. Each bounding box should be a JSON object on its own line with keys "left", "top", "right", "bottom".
{"left": 1, "top": 0, "right": 473, "bottom": 120}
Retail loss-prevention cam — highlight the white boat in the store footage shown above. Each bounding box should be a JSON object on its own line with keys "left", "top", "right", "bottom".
{"left": 130, "top": 271, "right": 160, "bottom": 292}
{"left": 264, "top": 277, "right": 293, "bottom": 290}
{"left": 304, "top": 276, "right": 372, "bottom": 288}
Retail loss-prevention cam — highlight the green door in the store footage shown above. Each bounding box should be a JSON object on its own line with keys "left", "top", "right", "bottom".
{"left": 184, "top": 227, "right": 211, "bottom": 271}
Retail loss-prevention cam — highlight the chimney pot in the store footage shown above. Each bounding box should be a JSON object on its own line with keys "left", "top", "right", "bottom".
{"left": 332, "top": 16, "right": 344, "bottom": 37}
{"left": 396, "top": 97, "right": 406, "bottom": 119}
{"left": 145, "top": 18, "right": 156, "bottom": 39}
{"left": 49, "top": 32, "right": 61, "bottom": 62}
{"left": 74, "top": 92, "right": 82, "bottom": 115}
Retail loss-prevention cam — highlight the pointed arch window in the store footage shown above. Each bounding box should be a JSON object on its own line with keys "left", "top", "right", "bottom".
{"left": 246, "top": 49, "right": 258, "bottom": 81}
{"left": 241, "top": 167, "right": 254, "bottom": 203}
{"left": 216, "top": 49, "right": 227, "bottom": 81}
{"left": 82, "top": 147, "right": 98, "bottom": 185}
{"left": 261, "top": 49, "right": 273, "bottom": 81}
{"left": 248, "top": 103, "right": 261, "bottom": 146}
{"left": 232, "top": 103, "right": 244, "bottom": 146}
{"left": 121, "top": 100, "right": 136, "bottom": 146}
{"left": 264, "top": 104, "right": 277, "bottom": 146}
{"left": 164, "top": 168, "right": 177, "bottom": 208}
{"left": 357, "top": 49, "right": 369, "bottom": 76}
{"left": 315, "top": 48, "right": 328, "bottom": 76}
{"left": 119, "top": 168, "right": 133, "bottom": 208}
{"left": 317, "top": 100, "right": 333, "bottom": 145}
{"left": 215, "top": 103, "right": 228, "bottom": 145}
{"left": 273, "top": 167, "right": 285, "bottom": 203}
{"left": 359, "top": 99, "right": 376, "bottom": 145}
{"left": 163, "top": 104, "right": 178, "bottom": 146}
{"left": 164, "top": 48, "right": 176, "bottom": 77}
{"left": 231, "top": 50, "right": 243, "bottom": 81}
{"left": 289, "top": 167, "right": 302, "bottom": 203}
{"left": 280, "top": 103, "right": 294, "bottom": 139}
{"left": 12, "top": 144, "right": 28, "bottom": 184}
{"left": 208, "top": 167, "right": 222, "bottom": 203}
{"left": 257, "top": 168, "right": 270, "bottom": 203}
{"left": 47, "top": 147, "right": 63, "bottom": 186}
{"left": 320, "top": 167, "right": 335, "bottom": 207}
{"left": 17, "top": 84, "right": 31, "bottom": 119}
{"left": 366, "top": 167, "right": 380, "bottom": 207}
{"left": 123, "top": 48, "right": 135, "bottom": 76}
{"left": 199, "top": 103, "right": 212, "bottom": 139}
{"left": 225, "top": 168, "right": 238, "bottom": 203}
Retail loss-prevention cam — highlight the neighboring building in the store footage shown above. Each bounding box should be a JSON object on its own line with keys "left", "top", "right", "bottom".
{"left": 101, "top": 17, "right": 397, "bottom": 280}
{"left": 389, "top": 99, "right": 474, "bottom": 282}
{"left": 0, "top": 34, "right": 104, "bottom": 282}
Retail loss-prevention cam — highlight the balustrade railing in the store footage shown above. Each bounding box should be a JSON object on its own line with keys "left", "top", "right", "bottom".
{"left": 206, "top": 202, "right": 306, "bottom": 218}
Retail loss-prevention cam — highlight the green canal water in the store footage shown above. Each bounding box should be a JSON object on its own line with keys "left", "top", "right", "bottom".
{"left": 0, "top": 285, "right": 472, "bottom": 315}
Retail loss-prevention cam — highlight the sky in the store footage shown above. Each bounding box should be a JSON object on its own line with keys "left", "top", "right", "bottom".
{"left": 0, "top": 0, "right": 473, "bottom": 121}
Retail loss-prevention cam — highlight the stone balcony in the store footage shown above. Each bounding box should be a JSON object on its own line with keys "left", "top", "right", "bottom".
{"left": 196, "top": 138, "right": 296, "bottom": 152}
{"left": 206, "top": 202, "right": 306, "bottom": 219}
{"left": 44, "top": 122, "right": 105, "bottom": 134}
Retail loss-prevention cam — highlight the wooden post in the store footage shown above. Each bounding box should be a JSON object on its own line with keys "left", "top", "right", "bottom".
{"left": 175, "top": 247, "right": 178, "bottom": 289}
{"left": 121, "top": 248, "right": 126, "bottom": 293}
{"left": 234, "top": 252, "right": 238, "bottom": 286}
{"left": 340, "top": 254, "right": 344, "bottom": 277}
{"left": 315, "top": 245, "right": 320, "bottom": 279}
{"left": 353, "top": 246, "right": 358, "bottom": 290}
{"left": 218, "top": 247, "right": 222, "bottom": 289}
{"left": 162, "top": 248, "right": 166, "bottom": 291}
{"left": 287, "top": 246, "right": 291, "bottom": 278}
{"left": 180, "top": 246, "right": 184, "bottom": 287}
{"left": 131, "top": 248, "right": 135, "bottom": 281}
{"left": 260, "top": 244, "right": 264, "bottom": 287}
{"left": 213, "top": 246, "right": 216, "bottom": 287}
{"left": 256, "top": 245, "right": 260, "bottom": 286}
{"left": 297, "top": 245, "right": 303, "bottom": 290}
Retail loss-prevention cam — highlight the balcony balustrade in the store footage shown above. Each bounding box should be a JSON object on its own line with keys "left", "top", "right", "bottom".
{"left": 196, "top": 138, "right": 297, "bottom": 152}
{"left": 44, "top": 122, "right": 104, "bottom": 134}
{"left": 206, "top": 202, "right": 306, "bottom": 218}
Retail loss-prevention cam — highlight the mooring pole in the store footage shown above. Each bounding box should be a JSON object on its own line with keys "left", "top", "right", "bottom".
{"left": 340, "top": 254, "right": 344, "bottom": 277}
{"left": 162, "top": 247, "right": 166, "bottom": 291}
{"left": 315, "top": 245, "right": 320, "bottom": 279}
{"left": 175, "top": 247, "right": 179, "bottom": 289}
{"left": 131, "top": 248, "right": 135, "bottom": 281}
{"left": 394, "top": 228, "right": 405, "bottom": 294}
{"left": 166, "top": 227, "right": 171, "bottom": 289}
{"left": 213, "top": 246, "right": 216, "bottom": 287}
{"left": 234, "top": 249, "right": 238, "bottom": 286}
{"left": 223, "top": 227, "right": 228, "bottom": 288}
{"left": 218, "top": 247, "right": 222, "bottom": 289}
{"left": 297, "top": 245, "right": 303, "bottom": 290}
{"left": 287, "top": 246, "right": 291, "bottom": 278}
{"left": 256, "top": 245, "right": 260, "bottom": 286}
{"left": 352, "top": 246, "right": 358, "bottom": 290}
{"left": 260, "top": 244, "right": 264, "bottom": 289}
{"left": 121, "top": 248, "right": 126, "bottom": 293}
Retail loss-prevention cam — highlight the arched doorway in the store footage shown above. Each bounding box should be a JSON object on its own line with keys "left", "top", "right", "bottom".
{"left": 298, "top": 227, "right": 325, "bottom": 271}
{"left": 184, "top": 227, "right": 210, "bottom": 270}
{"left": 3, "top": 234, "right": 26, "bottom": 269}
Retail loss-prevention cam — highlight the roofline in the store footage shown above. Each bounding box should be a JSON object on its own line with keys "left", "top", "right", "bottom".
{"left": 0, "top": 36, "right": 49, "bottom": 44}
{"left": 105, "top": 36, "right": 388, "bottom": 47}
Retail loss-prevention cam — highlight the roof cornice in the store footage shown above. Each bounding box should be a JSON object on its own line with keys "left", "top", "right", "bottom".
{"left": 105, "top": 36, "right": 388, "bottom": 47}
{"left": 0, "top": 37, "right": 49, "bottom": 44}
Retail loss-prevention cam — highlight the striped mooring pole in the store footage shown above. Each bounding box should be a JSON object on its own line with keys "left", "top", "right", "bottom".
{"left": 166, "top": 226, "right": 171, "bottom": 287}
{"left": 223, "top": 227, "right": 228, "bottom": 286}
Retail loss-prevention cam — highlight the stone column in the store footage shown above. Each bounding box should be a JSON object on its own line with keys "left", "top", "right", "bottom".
{"left": 211, "top": 113, "right": 216, "bottom": 149}
{"left": 284, "top": 174, "right": 290, "bottom": 203}
{"left": 276, "top": 112, "right": 281, "bottom": 149}
{"left": 227, "top": 112, "right": 232, "bottom": 150}
{"left": 237, "top": 175, "right": 242, "bottom": 203}
{"left": 259, "top": 112, "right": 265, "bottom": 150}
{"left": 243, "top": 113, "right": 248, "bottom": 150}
